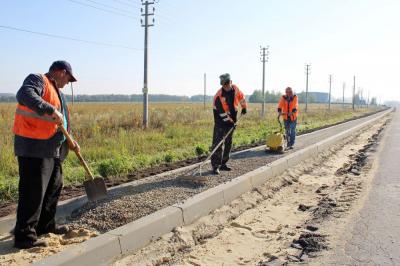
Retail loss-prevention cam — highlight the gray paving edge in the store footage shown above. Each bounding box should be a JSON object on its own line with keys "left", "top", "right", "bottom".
{"left": 25, "top": 109, "right": 394, "bottom": 265}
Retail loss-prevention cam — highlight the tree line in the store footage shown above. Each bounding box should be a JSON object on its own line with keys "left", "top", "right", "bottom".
{"left": 248, "top": 90, "right": 316, "bottom": 103}
{"left": 0, "top": 93, "right": 214, "bottom": 103}
{"left": 0, "top": 91, "right": 377, "bottom": 105}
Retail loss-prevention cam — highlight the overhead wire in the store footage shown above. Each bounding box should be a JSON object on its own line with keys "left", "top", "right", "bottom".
{"left": 66, "top": 0, "right": 138, "bottom": 19}
{"left": 0, "top": 25, "right": 142, "bottom": 51}
{"left": 84, "top": 0, "right": 134, "bottom": 14}
{"left": 110, "top": 0, "right": 137, "bottom": 8}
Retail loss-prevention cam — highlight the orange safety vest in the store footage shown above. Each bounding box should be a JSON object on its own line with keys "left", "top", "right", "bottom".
{"left": 278, "top": 94, "right": 298, "bottom": 121}
{"left": 13, "top": 74, "right": 65, "bottom": 140}
{"left": 213, "top": 84, "right": 247, "bottom": 115}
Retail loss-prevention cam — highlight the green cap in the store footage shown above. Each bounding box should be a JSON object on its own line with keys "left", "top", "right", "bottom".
{"left": 219, "top": 73, "right": 231, "bottom": 85}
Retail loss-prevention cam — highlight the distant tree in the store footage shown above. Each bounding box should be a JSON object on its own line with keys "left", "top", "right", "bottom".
{"left": 249, "top": 90, "right": 264, "bottom": 103}
{"left": 265, "top": 90, "right": 281, "bottom": 103}
{"left": 62, "top": 94, "right": 191, "bottom": 103}
{"left": 249, "top": 90, "right": 282, "bottom": 103}
{"left": 190, "top": 95, "right": 213, "bottom": 102}
{"left": 370, "top": 97, "right": 377, "bottom": 106}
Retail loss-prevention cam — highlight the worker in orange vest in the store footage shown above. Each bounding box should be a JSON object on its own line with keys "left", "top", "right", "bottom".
{"left": 13, "top": 61, "right": 79, "bottom": 249}
{"left": 277, "top": 87, "right": 298, "bottom": 149}
{"left": 211, "top": 73, "right": 247, "bottom": 175}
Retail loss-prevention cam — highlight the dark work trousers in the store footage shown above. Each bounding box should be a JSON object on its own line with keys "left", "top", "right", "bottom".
{"left": 284, "top": 119, "right": 297, "bottom": 147}
{"left": 211, "top": 125, "right": 235, "bottom": 168}
{"left": 14, "top": 157, "right": 63, "bottom": 243}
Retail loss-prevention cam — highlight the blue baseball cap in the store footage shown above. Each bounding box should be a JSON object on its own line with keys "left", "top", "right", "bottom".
{"left": 49, "top": 60, "right": 77, "bottom": 82}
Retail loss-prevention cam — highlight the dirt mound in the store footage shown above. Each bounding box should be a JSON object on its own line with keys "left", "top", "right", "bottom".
{"left": 0, "top": 228, "right": 97, "bottom": 266}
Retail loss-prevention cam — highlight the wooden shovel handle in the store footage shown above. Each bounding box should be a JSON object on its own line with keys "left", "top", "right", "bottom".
{"left": 59, "top": 125, "right": 95, "bottom": 181}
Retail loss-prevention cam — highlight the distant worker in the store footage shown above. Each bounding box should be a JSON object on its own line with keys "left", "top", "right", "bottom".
{"left": 13, "top": 61, "right": 79, "bottom": 249}
{"left": 277, "top": 87, "right": 298, "bottom": 149}
{"left": 211, "top": 73, "right": 247, "bottom": 175}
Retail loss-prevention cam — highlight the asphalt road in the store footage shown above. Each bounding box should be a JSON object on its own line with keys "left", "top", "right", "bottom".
{"left": 318, "top": 109, "right": 400, "bottom": 266}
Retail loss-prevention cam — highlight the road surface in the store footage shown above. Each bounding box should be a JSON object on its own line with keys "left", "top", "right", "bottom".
{"left": 317, "top": 109, "right": 400, "bottom": 265}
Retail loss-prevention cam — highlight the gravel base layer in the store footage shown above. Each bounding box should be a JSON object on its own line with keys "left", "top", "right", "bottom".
{"left": 66, "top": 111, "right": 389, "bottom": 233}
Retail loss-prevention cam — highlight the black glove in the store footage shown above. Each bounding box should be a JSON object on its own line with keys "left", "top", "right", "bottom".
{"left": 241, "top": 108, "right": 247, "bottom": 115}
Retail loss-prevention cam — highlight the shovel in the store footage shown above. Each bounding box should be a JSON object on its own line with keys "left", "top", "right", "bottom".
{"left": 59, "top": 125, "right": 108, "bottom": 201}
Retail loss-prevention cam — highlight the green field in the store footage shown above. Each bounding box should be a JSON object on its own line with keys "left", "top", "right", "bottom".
{"left": 0, "top": 102, "right": 381, "bottom": 203}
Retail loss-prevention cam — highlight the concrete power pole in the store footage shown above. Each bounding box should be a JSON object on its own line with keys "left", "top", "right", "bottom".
{"left": 141, "top": 0, "right": 155, "bottom": 128}
{"left": 352, "top": 76, "right": 356, "bottom": 110}
{"left": 342, "top": 82, "right": 345, "bottom": 109}
{"left": 305, "top": 64, "right": 311, "bottom": 112}
{"left": 260, "top": 46, "right": 269, "bottom": 116}
{"left": 360, "top": 88, "right": 364, "bottom": 108}
{"left": 328, "top": 74, "right": 332, "bottom": 110}
{"left": 203, "top": 73, "right": 206, "bottom": 110}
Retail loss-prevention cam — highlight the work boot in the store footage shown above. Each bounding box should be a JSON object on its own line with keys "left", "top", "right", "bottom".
{"left": 212, "top": 167, "right": 220, "bottom": 175}
{"left": 38, "top": 225, "right": 70, "bottom": 236}
{"left": 52, "top": 225, "right": 70, "bottom": 235}
{"left": 220, "top": 165, "right": 232, "bottom": 171}
{"left": 14, "top": 239, "right": 48, "bottom": 249}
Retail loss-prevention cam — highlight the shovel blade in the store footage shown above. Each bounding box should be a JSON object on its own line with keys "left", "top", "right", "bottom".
{"left": 84, "top": 177, "right": 107, "bottom": 201}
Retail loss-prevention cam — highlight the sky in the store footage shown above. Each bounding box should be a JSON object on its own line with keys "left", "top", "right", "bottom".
{"left": 0, "top": 0, "right": 399, "bottom": 102}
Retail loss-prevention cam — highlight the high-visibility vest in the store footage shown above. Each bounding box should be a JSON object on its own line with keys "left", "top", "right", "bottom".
{"left": 213, "top": 85, "right": 247, "bottom": 115}
{"left": 13, "top": 74, "right": 66, "bottom": 140}
{"left": 278, "top": 95, "right": 298, "bottom": 121}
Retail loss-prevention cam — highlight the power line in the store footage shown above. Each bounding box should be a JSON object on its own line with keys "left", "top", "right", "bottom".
{"left": 111, "top": 0, "right": 137, "bottom": 7}
{"left": 66, "top": 0, "right": 137, "bottom": 19}
{"left": 84, "top": 0, "right": 134, "bottom": 14}
{"left": 122, "top": 0, "right": 142, "bottom": 7}
{"left": 0, "top": 25, "right": 141, "bottom": 51}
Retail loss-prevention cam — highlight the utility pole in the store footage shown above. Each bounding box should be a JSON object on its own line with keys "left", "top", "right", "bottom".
{"left": 352, "top": 76, "right": 355, "bottom": 110}
{"left": 360, "top": 88, "right": 364, "bottom": 108}
{"left": 328, "top": 74, "right": 332, "bottom": 110}
{"left": 260, "top": 46, "right": 269, "bottom": 116}
{"left": 342, "top": 82, "right": 345, "bottom": 109}
{"left": 141, "top": 0, "right": 155, "bottom": 128}
{"left": 305, "top": 64, "right": 311, "bottom": 112}
{"left": 203, "top": 73, "right": 206, "bottom": 110}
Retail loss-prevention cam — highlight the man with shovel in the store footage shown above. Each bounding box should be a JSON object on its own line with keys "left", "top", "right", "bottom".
{"left": 211, "top": 73, "right": 247, "bottom": 175}
{"left": 12, "top": 60, "right": 79, "bottom": 249}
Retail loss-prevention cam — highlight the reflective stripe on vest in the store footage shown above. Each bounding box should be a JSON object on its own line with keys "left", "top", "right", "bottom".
{"left": 13, "top": 74, "right": 63, "bottom": 140}
{"left": 15, "top": 108, "right": 56, "bottom": 123}
{"left": 213, "top": 85, "right": 246, "bottom": 113}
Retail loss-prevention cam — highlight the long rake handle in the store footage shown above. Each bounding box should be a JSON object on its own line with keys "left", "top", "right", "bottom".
{"left": 198, "top": 115, "right": 243, "bottom": 170}
{"left": 201, "top": 126, "right": 235, "bottom": 167}
{"left": 59, "top": 125, "right": 95, "bottom": 181}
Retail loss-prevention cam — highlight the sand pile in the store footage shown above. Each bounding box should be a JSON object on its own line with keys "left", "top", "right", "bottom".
{"left": 0, "top": 228, "right": 97, "bottom": 266}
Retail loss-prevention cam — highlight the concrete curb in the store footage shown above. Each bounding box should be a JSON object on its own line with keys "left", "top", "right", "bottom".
{"left": 109, "top": 206, "right": 183, "bottom": 254}
{"left": 33, "top": 207, "right": 183, "bottom": 266}
{"left": 25, "top": 109, "right": 395, "bottom": 265}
